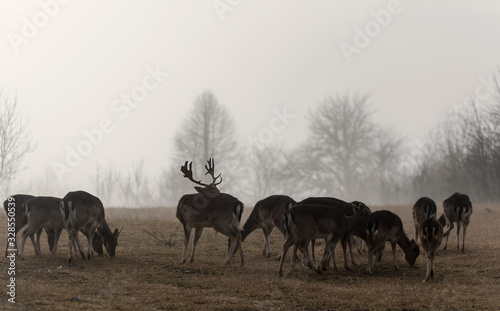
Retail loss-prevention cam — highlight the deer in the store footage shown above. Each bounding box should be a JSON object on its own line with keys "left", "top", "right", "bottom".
{"left": 420, "top": 217, "right": 443, "bottom": 282}
{"left": 61, "top": 191, "right": 119, "bottom": 264}
{"left": 412, "top": 197, "right": 437, "bottom": 243}
{"left": 240, "top": 195, "right": 295, "bottom": 260}
{"left": 18, "top": 196, "right": 103, "bottom": 258}
{"left": 442, "top": 192, "right": 472, "bottom": 252}
{"left": 176, "top": 159, "right": 244, "bottom": 266}
{"left": 296, "top": 197, "right": 369, "bottom": 270}
{"left": 278, "top": 201, "right": 368, "bottom": 276}
{"left": 365, "top": 210, "right": 420, "bottom": 275}
{"left": 4, "top": 194, "right": 64, "bottom": 257}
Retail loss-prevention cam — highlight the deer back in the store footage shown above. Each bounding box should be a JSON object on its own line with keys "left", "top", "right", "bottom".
{"left": 4, "top": 194, "right": 35, "bottom": 231}
{"left": 176, "top": 191, "right": 243, "bottom": 228}
{"left": 23, "top": 196, "right": 64, "bottom": 229}
{"left": 242, "top": 195, "right": 295, "bottom": 238}
{"left": 420, "top": 217, "right": 443, "bottom": 254}
{"left": 62, "top": 191, "right": 105, "bottom": 231}
{"left": 443, "top": 192, "right": 473, "bottom": 222}
{"left": 412, "top": 197, "right": 437, "bottom": 225}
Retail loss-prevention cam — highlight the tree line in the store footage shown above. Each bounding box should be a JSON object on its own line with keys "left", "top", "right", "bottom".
{"left": 1, "top": 71, "right": 499, "bottom": 206}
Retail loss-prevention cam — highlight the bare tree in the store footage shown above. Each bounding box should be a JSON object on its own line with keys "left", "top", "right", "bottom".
{"left": 118, "top": 160, "right": 155, "bottom": 207}
{"left": 161, "top": 90, "right": 240, "bottom": 205}
{"left": 246, "top": 143, "right": 288, "bottom": 202}
{"left": 89, "top": 163, "right": 118, "bottom": 205}
{"left": 284, "top": 93, "right": 405, "bottom": 201}
{"left": 0, "top": 91, "right": 35, "bottom": 195}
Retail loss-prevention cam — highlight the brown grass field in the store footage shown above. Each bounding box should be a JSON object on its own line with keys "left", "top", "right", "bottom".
{"left": 0, "top": 204, "right": 499, "bottom": 310}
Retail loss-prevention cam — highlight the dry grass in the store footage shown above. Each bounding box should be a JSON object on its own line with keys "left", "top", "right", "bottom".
{"left": 0, "top": 204, "right": 499, "bottom": 310}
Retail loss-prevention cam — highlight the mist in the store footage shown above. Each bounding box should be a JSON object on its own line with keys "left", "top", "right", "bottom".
{"left": 1, "top": 1, "right": 500, "bottom": 207}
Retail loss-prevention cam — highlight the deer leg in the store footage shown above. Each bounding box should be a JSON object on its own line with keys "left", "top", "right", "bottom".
{"left": 347, "top": 234, "right": 356, "bottom": 266}
{"left": 35, "top": 229, "right": 43, "bottom": 255}
{"left": 341, "top": 237, "right": 352, "bottom": 271}
{"left": 298, "top": 241, "right": 320, "bottom": 273}
{"left": 391, "top": 241, "right": 398, "bottom": 270}
{"left": 31, "top": 233, "right": 41, "bottom": 256}
{"left": 278, "top": 236, "right": 294, "bottom": 276}
{"left": 456, "top": 222, "right": 461, "bottom": 250}
{"left": 311, "top": 239, "right": 316, "bottom": 263}
{"left": 442, "top": 221, "right": 454, "bottom": 250}
{"left": 275, "top": 226, "right": 287, "bottom": 260}
{"left": 319, "top": 237, "right": 334, "bottom": 271}
{"left": 414, "top": 224, "right": 419, "bottom": 243}
{"left": 181, "top": 226, "right": 191, "bottom": 264}
{"left": 226, "top": 229, "right": 238, "bottom": 265}
{"left": 45, "top": 228, "right": 55, "bottom": 253}
{"left": 18, "top": 229, "right": 31, "bottom": 258}
{"left": 367, "top": 248, "right": 375, "bottom": 275}
{"left": 190, "top": 228, "right": 204, "bottom": 263}
{"left": 73, "top": 233, "right": 86, "bottom": 259}
{"left": 291, "top": 244, "right": 299, "bottom": 271}
{"left": 461, "top": 224, "right": 467, "bottom": 252}
{"left": 238, "top": 234, "right": 244, "bottom": 267}
{"left": 262, "top": 227, "right": 271, "bottom": 257}
{"left": 51, "top": 228, "right": 63, "bottom": 255}
{"left": 86, "top": 228, "right": 96, "bottom": 260}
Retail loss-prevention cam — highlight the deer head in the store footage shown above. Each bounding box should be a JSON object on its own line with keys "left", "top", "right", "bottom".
{"left": 181, "top": 158, "right": 222, "bottom": 196}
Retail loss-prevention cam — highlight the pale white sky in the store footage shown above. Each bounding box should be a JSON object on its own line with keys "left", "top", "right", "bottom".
{"left": 1, "top": 1, "right": 500, "bottom": 198}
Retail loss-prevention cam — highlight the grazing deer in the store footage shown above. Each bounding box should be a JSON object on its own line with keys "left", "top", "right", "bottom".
{"left": 365, "top": 210, "right": 419, "bottom": 275}
{"left": 278, "top": 202, "right": 368, "bottom": 276}
{"left": 18, "top": 197, "right": 64, "bottom": 257}
{"left": 412, "top": 197, "right": 437, "bottom": 243}
{"left": 420, "top": 217, "right": 443, "bottom": 282}
{"left": 241, "top": 195, "right": 295, "bottom": 260}
{"left": 18, "top": 196, "right": 104, "bottom": 258}
{"left": 61, "top": 191, "right": 119, "bottom": 264}
{"left": 297, "top": 197, "right": 369, "bottom": 269}
{"left": 4, "top": 194, "right": 61, "bottom": 257}
{"left": 176, "top": 159, "right": 244, "bottom": 266}
{"left": 442, "top": 192, "right": 472, "bottom": 252}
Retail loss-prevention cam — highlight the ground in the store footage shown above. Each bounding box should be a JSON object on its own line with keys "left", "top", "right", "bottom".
{"left": 0, "top": 204, "right": 499, "bottom": 310}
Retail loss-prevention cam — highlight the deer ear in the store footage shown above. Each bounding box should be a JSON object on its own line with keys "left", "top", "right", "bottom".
{"left": 113, "top": 228, "right": 120, "bottom": 238}
{"left": 194, "top": 186, "right": 204, "bottom": 193}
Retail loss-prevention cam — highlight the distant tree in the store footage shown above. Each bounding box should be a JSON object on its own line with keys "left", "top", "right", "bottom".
{"left": 118, "top": 160, "right": 155, "bottom": 207}
{"left": 0, "top": 91, "right": 35, "bottom": 195}
{"left": 411, "top": 73, "right": 500, "bottom": 202}
{"left": 285, "top": 93, "right": 405, "bottom": 202}
{"left": 161, "top": 90, "right": 240, "bottom": 205}
{"left": 89, "top": 163, "right": 118, "bottom": 205}
{"left": 246, "top": 143, "right": 288, "bottom": 202}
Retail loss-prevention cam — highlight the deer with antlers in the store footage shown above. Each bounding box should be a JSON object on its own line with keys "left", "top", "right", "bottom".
{"left": 176, "top": 158, "right": 244, "bottom": 266}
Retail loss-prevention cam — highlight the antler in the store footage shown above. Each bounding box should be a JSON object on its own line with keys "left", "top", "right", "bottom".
{"left": 180, "top": 161, "right": 210, "bottom": 187}
{"left": 204, "top": 158, "right": 222, "bottom": 185}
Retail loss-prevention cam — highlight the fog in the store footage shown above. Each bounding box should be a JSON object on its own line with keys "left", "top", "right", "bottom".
{"left": 1, "top": 1, "right": 500, "bottom": 206}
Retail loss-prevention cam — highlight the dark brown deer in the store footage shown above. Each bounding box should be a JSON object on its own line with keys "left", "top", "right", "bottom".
{"left": 420, "top": 217, "right": 443, "bottom": 282}
{"left": 61, "top": 191, "right": 119, "bottom": 264}
{"left": 412, "top": 197, "right": 437, "bottom": 243}
{"left": 176, "top": 159, "right": 244, "bottom": 266}
{"left": 17, "top": 196, "right": 103, "bottom": 258}
{"left": 278, "top": 202, "right": 368, "bottom": 276}
{"left": 365, "top": 210, "right": 419, "bottom": 275}
{"left": 241, "top": 195, "right": 295, "bottom": 259}
{"left": 4, "top": 194, "right": 65, "bottom": 257}
{"left": 442, "top": 192, "right": 472, "bottom": 252}
{"left": 297, "top": 197, "right": 369, "bottom": 270}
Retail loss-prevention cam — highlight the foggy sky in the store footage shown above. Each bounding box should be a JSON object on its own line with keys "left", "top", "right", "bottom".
{"left": 1, "top": 1, "right": 500, "bottom": 199}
